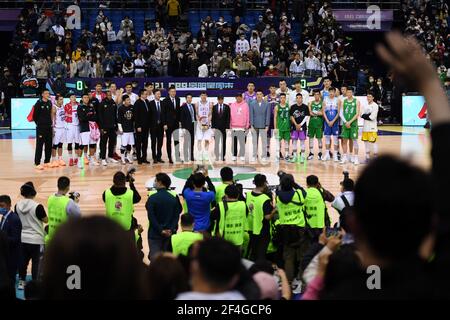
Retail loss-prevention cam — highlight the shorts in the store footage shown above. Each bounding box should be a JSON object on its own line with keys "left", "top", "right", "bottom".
{"left": 362, "top": 131, "right": 378, "bottom": 143}
{"left": 53, "top": 127, "right": 66, "bottom": 145}
{"left": 66, "top": 125, "right": 80, "bottom": 144}
{"left": 341, "top": 125, "right": 359, "bottom": 140}
{"left": 308, "top": 126, "right": 323, "bottom": 139}
{"left": 277, "top": 130, "right": 291, "bottom": 141}
{"left": 291, "top": 130, "right": 306, "bottom": 140}
{"left": 195, "top": 124, "right": 213, "bottom": 141}
{"left": 324, "top": 122, "right": 340, "bottom": 136}
{"left": 121, "top": 132, "right": 135, "bottom": 146}
{"left": 80, "top": 131, "right": 97, "bottom": 145}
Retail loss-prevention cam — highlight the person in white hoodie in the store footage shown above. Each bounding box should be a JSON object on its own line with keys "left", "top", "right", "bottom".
{"left": 15, "top": 182, "right": 47, "bottom": 290}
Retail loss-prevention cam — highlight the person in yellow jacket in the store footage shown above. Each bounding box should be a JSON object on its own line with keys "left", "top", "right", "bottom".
{"left": 305, "top": 175, "right": 332, "bottom": 240}
{"left": 275, "top": 173, "right": 309, "bottom": 284}
{"left": 103, "top": 171, "right": 141, "bottom": 231}
{"left": 212, "top": 184, "right": 247, "bottom": 248}
{"left": 169, "top": 213, "right": 203, "bottom": 256}
{"left": 46, "top": 176, "right": 81, "bottom": 244}
{"left": 167, "top": 0, "right": 181, "bottom": 29}
{"left": 246, "top": 174, "right": 276, "bottom": 261}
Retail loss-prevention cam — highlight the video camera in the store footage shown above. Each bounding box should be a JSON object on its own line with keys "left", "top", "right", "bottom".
{"left": 343, "top": 171, "right": 350, "bottom": 180}
{"left": 194, "top": 165, "right": 207, "bottom": 175}
{"left": 68, "top": 191, "right": 80, "bottom": 201}
{"left": 126, "top": 168, "right": 136, "bottom": 183}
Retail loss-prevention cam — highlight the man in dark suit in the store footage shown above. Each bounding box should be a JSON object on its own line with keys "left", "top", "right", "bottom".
{"left": 148, "top": 89, "right": 164, "bottom": 163}
{"left": 0, "top": 195, "right": 22, "bottom": 286}
{"left": 161, "top": 86, "right": 181, "bottom": 164}
{"left": 211, "top": 95, "right": 231, "bottom": 161}
{"left": 134, "top": 89, "right": 151, "bottom": 164}
{"left": 178, "top": 93, "right": 197, "bottom": 162}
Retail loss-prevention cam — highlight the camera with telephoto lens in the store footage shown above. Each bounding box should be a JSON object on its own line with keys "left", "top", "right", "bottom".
{"left": 194, "top": 165, "right": 207, "bottom": 175}
{"left": 277, "top": 170, "right": 287, "bottom": 178}
{"left": 126, "top": 168, "right": 136, "bottom": 183}
{"left": 343, "top": 171, "right": 350, "bottom": 180}
{"left": 69, "top": 192, "right": 80, "bottom": 201}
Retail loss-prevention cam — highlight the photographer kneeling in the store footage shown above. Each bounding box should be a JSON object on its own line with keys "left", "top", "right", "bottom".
{"left": 275, "top": 174, "right": 310, "bottom": 286}
{"left": 103, "top": 170, "right": 141, "bottom": 232}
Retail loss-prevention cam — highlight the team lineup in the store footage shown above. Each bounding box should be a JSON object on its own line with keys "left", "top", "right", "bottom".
{"left": 31, "top": 78, "right": 380, "bottom": 169}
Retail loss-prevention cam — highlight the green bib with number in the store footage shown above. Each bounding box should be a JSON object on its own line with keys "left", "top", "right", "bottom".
{"left": 343, "top": 99, "right": 357, "bottom": 125}
{"left": 105, "top": 188, "right": 134, "bottom": 230}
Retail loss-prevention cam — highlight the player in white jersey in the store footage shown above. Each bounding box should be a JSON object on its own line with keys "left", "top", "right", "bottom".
{"left": 361, "top": 91, "right": 379, "bottom": 162}
{"left": 195, "top": 92, "right": 213, "bottom": 161}
{"left": 322, "top": 87, "right": 341, "bottom": 162}
{"left": 50, "top": 95, "right": 66, "bottom": 167}
{"left": 64, "top": 93, "right": 81, "bottom": 167}
{"left": 275, "top": 79, "right": 292, "bottom": 104}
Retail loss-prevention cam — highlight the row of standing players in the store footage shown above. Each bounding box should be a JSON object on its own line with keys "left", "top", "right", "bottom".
{"left": 32, "top": 80, "right": 379, "bottom": 169}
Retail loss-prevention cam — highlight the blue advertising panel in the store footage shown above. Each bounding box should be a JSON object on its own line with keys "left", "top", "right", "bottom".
{"left": 11, "top": 98, "right": 71, "bottom": 130}
{"left": 402, "top": 96, "right": 427, "bottom": 126}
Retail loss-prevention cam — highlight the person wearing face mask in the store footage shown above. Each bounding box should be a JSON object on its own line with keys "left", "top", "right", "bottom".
{"left": 261, "top": 24, "right": 271, "bottom": 40}
{"left": 146, "top": 172, "right": 182, "bottom": 261}
{"left": 0, "top": 195, "right": 22, "bottom": 287}
{"left": 218, "top": 52, "right": 232, "bottom": 76}
{"left": 154, "top": 42, "right": 171, "bottom": 76}
{"left": 20, "top": 68, "right": 39, "bottom": 98}
{"left": 49, "top": 56, "right": 67, "bottom": 79}
{"left": 255, "top": 15, "right": 266, "bottom": 33}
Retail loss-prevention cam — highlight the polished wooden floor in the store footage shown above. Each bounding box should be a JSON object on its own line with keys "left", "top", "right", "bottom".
{"left": 0, "top": 126, "right": 430, "bottom": 261}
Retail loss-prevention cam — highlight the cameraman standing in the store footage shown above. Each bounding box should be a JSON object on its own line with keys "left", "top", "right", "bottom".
{"left": 275, "top": 174, "right": 309, "bottom": 285}
{"left": 246, "top": 174, "right": 275, "bottom": 261}
{"left": 305, "top": 175, "right": 334, "bottom": 239}
{"left": 103, "top": 171, "right": 141, "bottom": 232}
{"left": 46, "top": 176, "right": 81, "bottom": 244}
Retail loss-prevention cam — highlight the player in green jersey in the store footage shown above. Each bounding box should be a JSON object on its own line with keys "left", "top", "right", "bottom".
{"left": 340, "top": 87, "right": 361, "bottom": 164}
{"left": 307, "top": 90, "right": 324, "bottom": 160}
{"left": 274, "top": 93, "right": 291, "bottom": 161}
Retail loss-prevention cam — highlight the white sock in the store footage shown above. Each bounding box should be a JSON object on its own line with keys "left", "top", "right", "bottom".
{"left": 372, "top": 143, "right": 378, "bottom": 155}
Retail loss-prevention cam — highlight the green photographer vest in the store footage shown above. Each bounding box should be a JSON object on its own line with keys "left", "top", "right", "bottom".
{"left": 218, "top": 201, "right": 247, "bottom": 246}
{"left": 171, "top": 231, "right": 204, "bottom": 256}
{"left": 276, "top": 190, "right": 306, "bottom": 227}
{"left": 246, "top": 192, "right": 271, "bottom": 235}
{"left": 46, "top": 195, "right": 70, "bottom": 244}
{"left": 305, "top": 187, "right": 326, "bottom": 228}
{"left": 105, "top": 188, "right": 134, "bottom": 230}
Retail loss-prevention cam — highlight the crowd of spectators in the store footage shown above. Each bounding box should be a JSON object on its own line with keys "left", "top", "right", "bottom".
{"left": 0, "top": 0, "right": 448, "bottom": 121}
{"left": 1, "top": 1, "right": 357, "bottom": 82}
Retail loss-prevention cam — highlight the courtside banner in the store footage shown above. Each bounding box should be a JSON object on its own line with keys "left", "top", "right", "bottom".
{"left": 402, "top": 96, "right": 427, "bottom": 126}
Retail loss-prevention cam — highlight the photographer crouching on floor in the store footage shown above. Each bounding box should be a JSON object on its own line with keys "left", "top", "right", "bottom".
{"left": 102, "top": 169, "right": 141, "bottom": 234}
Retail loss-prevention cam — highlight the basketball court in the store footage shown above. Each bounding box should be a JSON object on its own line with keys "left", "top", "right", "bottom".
{"left": 0, "top": 125, "right": 430, "bottom": 262}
